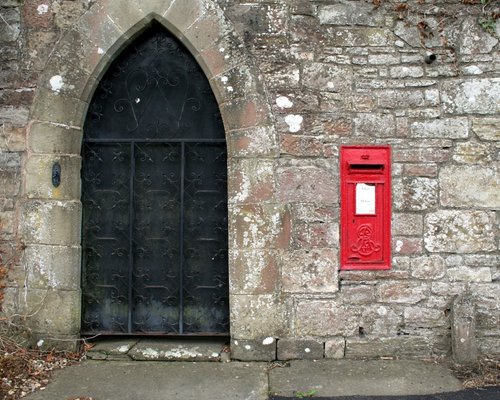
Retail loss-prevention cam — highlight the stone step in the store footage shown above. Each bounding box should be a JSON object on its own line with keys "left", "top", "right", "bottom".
{"left": 86, "top": 338, "right": 230, "bottom": 362}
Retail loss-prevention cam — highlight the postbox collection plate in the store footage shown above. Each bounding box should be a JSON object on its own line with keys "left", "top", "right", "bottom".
{"left": 340, "top": 145, "right": 391, "bottom": 270}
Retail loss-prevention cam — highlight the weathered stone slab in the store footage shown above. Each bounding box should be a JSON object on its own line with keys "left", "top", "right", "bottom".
{"left": 25, "top": 155, "right": 81, "bottom": 200}
{"left": 25, "top": 244, "right": 81, "bottom": 290}
{"left": 472, "top": 118, "right": 500, "bottom": 141}
{"left": 354, "top": 113, "right": 395, "bottom": 137}
{"left": 424, "top": 211, "right": 496, "bottom": 253}
{"left": 22, "top": 200, "right": 82, "bottom": 246}
{"left": 231, "top": 294, "right": 289, "bottom": 339}
{"left": 324, "top": 337, "right": 345, "bottom": 359}
{"left": 460, "top": 17, "right": 498, "bottom": 55}
{"left": 229, "top": 250, "right": 279, "bottom": 295}
{"left": 228, "top": 158, "right": 275, "bottom": 204}
{"left": 441, "top": 79, "right": 500, "bottom": 114}
{"left": 28, "top": 121, "right": 82, "bottom": 154}
{"left": 453, "top": 142, "right": 493, "bottom": 164}
{"left": 231, "top": 338, "right": 276, "bottom": 361}
{"left": 447, "top": 266, "right": 492, "bottom": 283}
{"left": 302, "top": 62, "right": 351, "bottom": 93}
{"left": 451, "top": 293, "right": 478, "bottom": 363}
{"left": 23, "top": 289, "right": 81, "bottom": 335}
{"left": 393, "top": 177, "right": 438, "bottom": 211}
{"left": 392, "top": 213, "right": 423, "bottom": 236}
{"left": 360, "top": 305, "right": 401, "bottom": 336}
{"left": 345, "top": 337, "right": 432, "bottom": 359}
{"left": 327, "top": 28, "right": 393, "bottom": 47}
{"left": 404, "top": 307, "right": 446, "bottom": 328}
{"left": 440, "top": 165, "right": 499, "bottom": 208}
{"left": 294, "top": 300, "right": 358, "bottom": 337}
{"left": 277, "top": 339, "right": 323, "bottom": 360}
{"left": 318, "top": 3, "right": 385, "bottom": 26}
{"left": 281, "top": 249, "right": 338, "bottom": 294}
{"left": 410, "top": 118, "right": 468, "bottom": 139}
{"left": 129, "top": 339, "right": 225, "bottom": 361}
{"left": 410, "top": 255, "right": 446, "bottom": 280}
{"left": 376, "top": 282, "right": 428, "bottom": 304}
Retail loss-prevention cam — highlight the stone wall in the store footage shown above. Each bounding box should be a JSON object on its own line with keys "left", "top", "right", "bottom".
{"left": 0, "top": 0, "right": 498, "bottom": 359}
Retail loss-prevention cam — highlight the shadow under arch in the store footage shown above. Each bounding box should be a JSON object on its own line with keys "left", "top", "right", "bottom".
{"left": 23, "top": 0, "right": 278, "bottom": 346}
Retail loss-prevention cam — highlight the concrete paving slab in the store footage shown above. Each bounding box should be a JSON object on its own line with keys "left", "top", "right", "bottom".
{"left": 269, "top": 360, "right": 462, "bottom": 397}
{"left": 24, "top": 360, "right": 269, "bottom": 400}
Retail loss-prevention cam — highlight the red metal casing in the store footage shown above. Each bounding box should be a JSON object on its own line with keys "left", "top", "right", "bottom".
{"left": 340, "top": 145, "right": 391, "bottom": 270}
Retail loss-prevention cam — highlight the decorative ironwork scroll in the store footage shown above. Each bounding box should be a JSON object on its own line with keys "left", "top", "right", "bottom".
{"left": 81, "top": 23, "right": 228, "bottom": 335}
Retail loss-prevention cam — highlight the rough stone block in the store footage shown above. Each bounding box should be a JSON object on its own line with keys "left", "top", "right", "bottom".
{"left": 22, "top": 200, "right": 82, "bottom": 246}
{"left": 460, "top": 17, "right": 498, "bottom": 55}
{"left": 324, "top": 338, "right": 345, "bottom": 359}
{"left": 345, "top": 336, "right": 431, "bottom": 359}
{"left": 277, "top": 339, "right": 323, "bottom": 360}
{"left": 424, "top": 211, "right": 496, "bottom": 253}
{"left": 230, "top": 204, "right": 289, "bottom": 250}
{"left": 478, "top": 337, "right": 500, "bottom": 356}
{"left": 451, "top": 293, "right": 478, "bottom": 363}
{"left": 227, "top": 126, "right": 278, "bottom": 158}
{"left": 410, "top": 256, "right": 446, "bottom": 280}
{"left": 441, "top": 79, "right": 500, "bottom": 114}
{"left": 390, "top": 66, "right": 423, "bottom": 78}
{"left": 228, "top": 158, "right": 275, "bottom": 204}
{"left": 410, "top": 118, "right": 468, "bottom": 139}
{"left": 231, "top": 294, "right": 289, "bottom": 339}
{"left": 327, "top": 28, "right": 393, "bottom": 47}
{"left": 377, "top": 90, "right": 424, "bottom": 109}
{"left": 340, "top": 285, "right": 375, "bottom": 305}
{"left": 28, "top": 122, "right": 82, "bottom": 155}
{"left": 23, "top": 289, "right": 81, "bottom": 335}
{"left": 440, "top": 165, "right": 499, "bottom": 208}
{"left": 281, "top": 249, "right": 338, "bottom": 294}
{"left": 25, "top": 244, "right": 81, "bottom": 290}
{"left": 25, "top": 155, "right": 81, "bottom": 200}
{"left": 219, "top": 97, "right": 272, "bottom": 131}
{"left": 393, "top": 237, "right": 423, "bottom": 255}
{"left": 472, "top": 118, "right": 500, "bottom": 141}
{"left": 229, "top": 250, "right": 279, "bottom": 295}
{"left": 231, "top": 338, "right": 276, "bottom": 361}
{"left": 452, "top": 142, "right": 493, "bottom": 164}
{"left": 393, "top": 177, "right": 438, "bottom": 211}
{"left": 376, "top": 282, "right": 428, "bottom": 304}
{"left": 302, "top": 62, "right": 351, "bottom": 93}
{"left": 354, "top": 113, "right": 395, "bottom": 137}
{"left": 129, "top": 338, "right": 224, "bottom": 361}
{"left": 360, "top": 305, "right": 402, "bottom": 336}
{"left": 295, "top": 300, "right": 358, "bottom": 337}
{"left": 392, "top": 213, "right": 423, "bottom": 236}
{"left": 277, "top": 160, "right": 337, "bottom": 204}
{"left": 0, "top": 125, "right": 25, "bottom": 152}
{"left": 447, "top": 267, "right": 492, "bottom": 283}
{"left": 318, "top": 3, "right": 385, "bottom": 26}
{"left": 404, "top": 307, "right": 446, "bottom": 328}
{"left": 30, "top": 89, "right": 87, "bottom": 127}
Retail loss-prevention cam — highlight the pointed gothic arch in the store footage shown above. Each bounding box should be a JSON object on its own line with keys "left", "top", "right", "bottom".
{"left": 23, "top": 0, "right": 278, "bottom": 345}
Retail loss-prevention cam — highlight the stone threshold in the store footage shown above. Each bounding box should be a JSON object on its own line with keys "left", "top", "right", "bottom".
{"left": 86, "top": 337, "right": 230, "bottom": 362}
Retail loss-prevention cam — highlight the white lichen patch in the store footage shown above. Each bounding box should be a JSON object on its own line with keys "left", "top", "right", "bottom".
{"left": 262, "top": 337, "right": 274, "bottom": 345}
{"left": 284, "top": 114, "right": 303, "bottom": 133}
{"left": 49, "top": 75, "right": 64, "bottom": 94}
{"left": 37, "top": 4, "right": 49, "bottom": 14}
{"left": 116, "top": 345, "right": 130, "bottom": 353}
{"left": 227, "top": 86, "right": 234, "bottom": 93}
{"left": 304, "top": 348, "right": 311, "bottom": 353}
{"left": 395, "top": 240, "right": 404, "bottom": 253}
{"left": 244, "top": 344, "right": 252, "bottom": 350}
{"left": 97, "top": 47, "right": 104, "bottom": 55}
{"left": 221, "top": 76, "right": 228, "bottom": 84}
{"left": 276, "top": 96, "right": 293, "bottom": 109}
{"left": 141, "top": 348, "right": 159, "bottom": 359}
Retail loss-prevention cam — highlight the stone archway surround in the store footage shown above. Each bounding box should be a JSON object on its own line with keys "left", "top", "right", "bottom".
{"left": 21, "top": 0, "right": 281, "bottom": 350}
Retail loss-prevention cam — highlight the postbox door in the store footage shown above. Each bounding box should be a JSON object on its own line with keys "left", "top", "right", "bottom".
{"left": 341, "top": 146, "right": 391, "bottom": 270}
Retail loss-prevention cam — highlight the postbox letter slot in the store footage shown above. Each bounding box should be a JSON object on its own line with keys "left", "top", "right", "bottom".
{"left": 349, "top": 164, "right": 384, "bottom": 172}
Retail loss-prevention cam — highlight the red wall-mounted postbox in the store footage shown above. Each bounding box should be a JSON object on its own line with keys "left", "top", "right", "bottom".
{"left": 340, "top": 145, "right": 391, "bottom": 270}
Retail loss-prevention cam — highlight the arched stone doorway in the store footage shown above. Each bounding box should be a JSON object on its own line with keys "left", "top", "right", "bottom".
{"left": 23, "top": 0, "right": 278, "bottom": 347}
{"left": 81, "top": 23, "right": 229, "bottom": 335}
